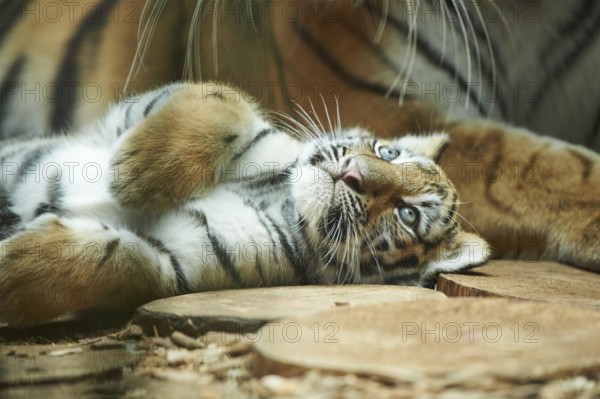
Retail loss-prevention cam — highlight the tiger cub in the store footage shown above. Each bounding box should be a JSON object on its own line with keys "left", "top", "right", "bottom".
{"left": 0, "top": 83, "right": 489, "bottom": 326}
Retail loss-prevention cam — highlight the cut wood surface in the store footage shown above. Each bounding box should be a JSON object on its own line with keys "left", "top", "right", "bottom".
{"left": 437, "top": 261, "right": 600, "bottom": 308}
{"left": 134, "top": 286, "right": 446, "bottom": 337}
{"left": 253, "top": 298, "right": 600, "bottom": 383}
{"left": 0, "top": 346, "right": 138, "bottom": 387}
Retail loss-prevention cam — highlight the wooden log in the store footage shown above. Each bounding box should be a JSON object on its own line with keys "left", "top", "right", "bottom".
{"left": 133, "top": 286, "right": 446, "bottom": 337}
{"left": 437, "top": 261, "right": 600, "bottom": 308}
{"left": 253, "top": 298, "right": 600, "bottom": 384}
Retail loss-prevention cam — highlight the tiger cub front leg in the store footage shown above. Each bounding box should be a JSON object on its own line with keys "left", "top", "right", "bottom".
{"left": 111, "top": 83, "right": 271, "bottom": 212}
{"left": 0, "top": 214, "right": 178, "bottom": 326}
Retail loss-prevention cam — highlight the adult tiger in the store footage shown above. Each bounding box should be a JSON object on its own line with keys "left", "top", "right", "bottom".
{"left": 0, "top": 0, "right": 599, "bottom": 271}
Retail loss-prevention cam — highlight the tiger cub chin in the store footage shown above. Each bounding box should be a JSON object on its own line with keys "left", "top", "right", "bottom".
{"left": 0, "top": 82, "right": 490, "bottom": 326}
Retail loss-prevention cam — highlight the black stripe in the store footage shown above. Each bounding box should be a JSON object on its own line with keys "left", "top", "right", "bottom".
{"left": 34, "top": 180, "right": 62, "bottom": 217}
{"left": 0, "top": 187, "right": 20, "bottom": 240}
{"left": 331, "top": 145, "right": 340, "bottom": 160}
{"left": 546, "top": 0, "right": 595, "bottom": 43}
{"left": 385, "top": 272, "right": 421, "bottom": 286}
{"left": 143, "top": 235, "right": 192, "bottom": 294}
{"left": 0, "top": 187, "right": 12, "bottom": 207}
{"left": 266, "top": 212, "right": 307, "bottom": 281}
{"left": 267, "top": 20, "right": 296, "bottom": 113}
{"left": 48, "top": 178, "right": 62, "bottom": 206}
{"left": 339, "top": 17, "right": 409, "bottom": 84}
{"left": 0, "top": 145, "right": 27, "bottom": 164}
{"left": 360, "top": 255, "right": 419, "bottom": 277}
{"left": 254, "top": 255, "right": 266, "bottom": 286}
{"left": 206, "top": 227, "right": 244, "bottom": 286}
{"left": 423, "top": 236, "right": 445, "bottom": 253}
{"left": 34, "top": 203, "right": 59, "bottom": 217}
{"left": 442, "top": 195, "right": 457, "bottom": 225}
{"left": 375, "top": 239, "right": 390, "bottom": 252}
{"left": 347, "top": 194, "right": 361, "bottom": 216}
{"left": 245, "top": 170, "right": 289, "bottom": 190}
{"left": 231, "top": 128, "right": 276, "bottom": 161}
{"left": 364, "top": 2, "right": 493, "bottom": 117}
{"left": 443, "top": 0, "right": 506, "bottom": 86}
{"left": 188, "top": 209, "right": 208, "bottom": 226}
{"left": 568, "top": 149, "right": 593, "bottom": 182}
{"left": 125, "top": 102, "right": 135, "bottom": 129}
{"left": 223, "top": 134, "right": 238, "bottom": 144}
{"left": 530, "top": 0, "right": 600, "bottom": 118}
{"left": 0, "top": 140, "right": 35, "bottom": 163}
{"left": 207, "top": 201, "right": 279, "bottom": 285}
{"left": 243, "top": 200, "right": 281, "bottom": 263}
{"left": 295, "top": 24, "right": 419, "bottom": 104}
{"left": 143, "top": 87, "right": 172, "bottom": 117}
{"left": 282, "top": 199, "right": 315, "bottom": 283}
{"left": 98, "top": 239, "right": 119, "bottom": 268}
{"left": 354, "top": 2, "right": 506, "bottom": 101}
{"left": 0, "top": 207, "right": 20, "bottom": 240}
{"left": 381, "top": 254, "right": 420, "bottom": 273}
{"left": 50, "top": 0, "right": 118, "bottom": 132}
{"left": 205, "top": 91, "right": 225, "bottom": 101}
{"left": 18, "top": 147, "right": 46, "bottom": 182}
{"left": 543, "top": 0, "right": 600, "bottom": 73}
{"left": 0, "top": 0, "right": 31, "bottom": 46}
{"left": 587, "top": 105, "right": 600, "bottom": 148}
{"left": 0, "top": 55, "right": 26, "bottom": 137}
{"left": 309, "top": 152, "right": 325, "bottom": 166}
{"left": 423, "top": 211, "right": 435, "bottom": 237}
{"left": 237, "top": 202, "right": 273, "bottom": 285}
{"left": 456, "top": 2, "right": 508, "bottom": 81}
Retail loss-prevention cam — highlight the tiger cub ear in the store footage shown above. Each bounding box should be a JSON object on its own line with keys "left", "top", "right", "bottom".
{"left": 419, "top": 231, "right": 492, "bottom": 286}
{"left": 393, "top": 133, "right": 450, "bottom": 162}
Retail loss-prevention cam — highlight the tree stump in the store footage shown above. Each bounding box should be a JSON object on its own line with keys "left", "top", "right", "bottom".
{"left": 437, "top": 261, "right": 600, "bottom": 308}
{"left": 0, "top": 347, "right": 138, "bottom": 388}
{"left": 253, "top": 298, "right": 600, "bottom": 385}
{"left": 134, "top": 285, "right": 446, "bottom": 337}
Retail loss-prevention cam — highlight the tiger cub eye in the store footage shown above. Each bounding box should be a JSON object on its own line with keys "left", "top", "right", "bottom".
{"left": 377, "top": 146, "right": 400, "bottom": 161}
{"left": 399, "top": 206, "right": 418, "bottom": 226}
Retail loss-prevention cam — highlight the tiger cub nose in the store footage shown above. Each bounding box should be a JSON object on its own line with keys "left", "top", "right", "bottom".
{"left": 340, "top": 157, "right": 364, "bottom": 192}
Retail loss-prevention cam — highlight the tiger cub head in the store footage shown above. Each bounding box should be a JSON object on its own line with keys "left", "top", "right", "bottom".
{"left": 292, "top": 129, "right": 491, "bottom": 287}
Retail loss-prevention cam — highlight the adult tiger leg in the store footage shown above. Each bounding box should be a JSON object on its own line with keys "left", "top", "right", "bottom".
{"left": 439, "top": 120, "right": 600, "bottom": 272}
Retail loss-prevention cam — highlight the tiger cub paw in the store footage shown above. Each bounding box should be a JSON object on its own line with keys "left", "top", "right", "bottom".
{"left": 0, "top": 215, "right": 94, "bottom": 326}
{"left": 0, "top": 214, "right": 165, "bottom": 326}
{"left": 111, "top": 83, "right": 271, "bottom": 212}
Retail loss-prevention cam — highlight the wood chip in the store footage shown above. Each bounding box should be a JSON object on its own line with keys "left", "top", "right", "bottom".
{"left": 261, "top": 374, "right": 301, "bottom": 396}
{"left": 170, "top": 331, "right": 206, "bottom": 349}
{"left": 165, "top": 349, "right": 202, "bottom": 365}
{"left": 91, "top": 341, "right": 126, "bottom": 350}
{"left": 48, "top": 347, "right": 83, "bottom": 357}
{"left": 151, "top": 369, "right": 208, "bottom": 383}
{"left": 223, "top": 342, "right": 252, "bottom": 357}
{"left": 203, "top": 357, "right": 247, "bottom": 374}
